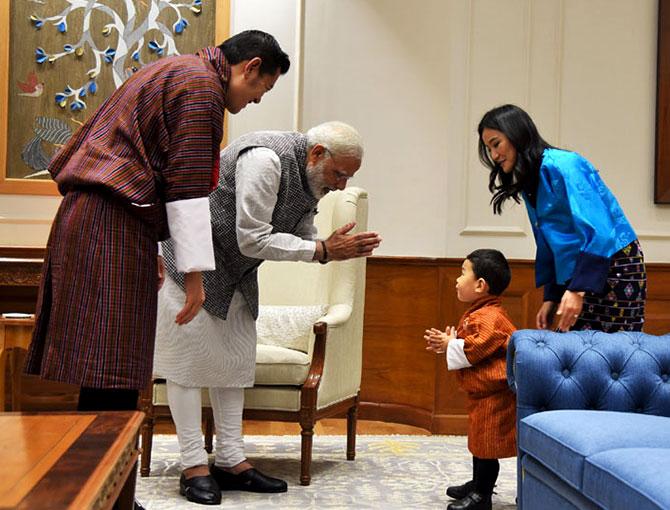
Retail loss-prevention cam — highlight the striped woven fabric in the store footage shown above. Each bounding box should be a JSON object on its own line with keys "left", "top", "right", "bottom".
{"left": 25, "top": 191, "right": 159, "bottom": 389}
{"left": 575, "top": 239, "right": 646, "bottom": 332}
{"left": 48, "top": 47, "right": 228, "bottom": 240}
{"left": 456, "top": 296, "right": 517, "bottom": 459}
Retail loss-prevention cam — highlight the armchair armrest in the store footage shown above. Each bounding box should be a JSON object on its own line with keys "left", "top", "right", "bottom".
{"left": 317, "top": 303, "right": 353, "bottom": 328}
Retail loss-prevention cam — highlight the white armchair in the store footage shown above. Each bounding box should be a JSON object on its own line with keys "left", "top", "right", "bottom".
{"left": 140, "top": 187, "right": 369, "bottom": 486}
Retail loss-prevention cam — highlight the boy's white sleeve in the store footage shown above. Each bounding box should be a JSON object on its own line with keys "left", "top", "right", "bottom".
{"left": 446, "top": 338, "right": 473, "bottom": 370}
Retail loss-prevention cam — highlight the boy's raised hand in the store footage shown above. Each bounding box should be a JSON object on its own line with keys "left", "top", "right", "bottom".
{"left": 424, "top": 326, "right": 457, "bottom": 353}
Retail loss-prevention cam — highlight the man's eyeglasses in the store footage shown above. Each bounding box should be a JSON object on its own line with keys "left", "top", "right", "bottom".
{"left": 324, "top": 148, "right": 354, "bottom": 182}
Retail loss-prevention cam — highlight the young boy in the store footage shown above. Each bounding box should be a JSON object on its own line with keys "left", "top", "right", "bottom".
{"left": 425, "top": 249, "right": 516, "bottom": 510}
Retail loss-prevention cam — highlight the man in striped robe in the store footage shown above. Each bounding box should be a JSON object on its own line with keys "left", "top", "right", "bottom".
{"left": 25, "top": 30, "right": 289, "bottom": 416}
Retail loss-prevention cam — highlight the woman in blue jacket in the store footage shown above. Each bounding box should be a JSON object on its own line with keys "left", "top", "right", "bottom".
{"left": 477, "top": 104, "right": 645, "bottom": 332}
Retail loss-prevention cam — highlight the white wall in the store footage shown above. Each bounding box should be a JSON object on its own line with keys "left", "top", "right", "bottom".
{"left": 231, "top": 0, "right": 668, "bottom": 261}
{"left": 3, "top": 0, "right": 669, "bottom": 263}
{"left": 228, "top": 0, "right": 299, "bottom": 137}
{"left": 293, "top": 0, "right": 667, "bottom": 260}
{"left": 0, "top": 194, "right": 60, "bottom": 246}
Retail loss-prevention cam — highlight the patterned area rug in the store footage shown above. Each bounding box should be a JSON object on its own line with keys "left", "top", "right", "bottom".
{"left": 136, "top": 435, "right": 517, "bottom": 509}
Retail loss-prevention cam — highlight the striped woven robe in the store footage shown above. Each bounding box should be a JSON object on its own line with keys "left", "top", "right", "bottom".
{"left": 25, "top": 47, "right": 227, "bottom": 390}
{"left": 456, "top": 295, "right": 517, "bottom": 459}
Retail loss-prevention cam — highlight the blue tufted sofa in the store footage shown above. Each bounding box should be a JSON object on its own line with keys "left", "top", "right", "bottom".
{"left": 507, "top": 329, "right": 670, "bottom": 510}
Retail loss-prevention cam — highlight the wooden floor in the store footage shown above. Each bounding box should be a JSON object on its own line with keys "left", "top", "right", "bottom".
{"left": 156, "top": 419, "right": 432, "bottom": 436}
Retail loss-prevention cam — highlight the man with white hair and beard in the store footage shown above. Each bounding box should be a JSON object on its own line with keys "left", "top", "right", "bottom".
{"left": 154, "top": 121, "right": 382, "bottom": 505}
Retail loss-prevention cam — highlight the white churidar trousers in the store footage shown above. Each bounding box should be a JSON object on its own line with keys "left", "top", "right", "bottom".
{"left": 166, "top": 380, "right": 246, "bottom": 468}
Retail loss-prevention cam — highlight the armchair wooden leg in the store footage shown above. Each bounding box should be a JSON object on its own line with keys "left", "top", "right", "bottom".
{"left": 299, "top": 423, "right": 314, "bottom": 486}
{"left": 204, "top": 407, "right": 214, "bottom": 454}
{"left": 346, "top": 396, "right": 358, "bottom": 461}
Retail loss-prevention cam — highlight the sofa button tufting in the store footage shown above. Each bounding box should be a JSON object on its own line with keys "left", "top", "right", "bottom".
{"left": 662, "top": 374, "right": 669, "bottom": 382}
{"left": 611, "top": 372, "right": 619, "bottom": 380}
{"left": 562, "top": 369, "right": 570, "bottom": 377}
{"left": 537, "top": 341, "right": 545, "bottom": 347}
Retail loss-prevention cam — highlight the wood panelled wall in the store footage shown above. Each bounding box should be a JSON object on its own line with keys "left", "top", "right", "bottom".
{"left": 3, "top": 249, "right": 670, "bottom": 432}
{"left": 359, "top": 257, "right": 670, "bottom": 434}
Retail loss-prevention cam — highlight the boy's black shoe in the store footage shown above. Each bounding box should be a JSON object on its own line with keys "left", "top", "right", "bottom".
{"left": 446, "top": 491, "right": 492, "bottom": 510}
{"left": 446, "top": 480, "right": 475, "bottom": 499}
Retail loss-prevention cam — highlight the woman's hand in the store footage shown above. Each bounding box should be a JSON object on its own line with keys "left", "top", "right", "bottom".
{"left": 554, "top": 290, "right": 585, "bottom": 332}
{"left": 176, "top": 271, "right": 205, "bottom": 325}
{"left": 536, "top": 301, "right": 557, "bottom": 330}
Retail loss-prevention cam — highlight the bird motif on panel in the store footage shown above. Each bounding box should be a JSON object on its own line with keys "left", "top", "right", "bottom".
{"left": 17, "top": 71, "right": 44, "bottom": 98}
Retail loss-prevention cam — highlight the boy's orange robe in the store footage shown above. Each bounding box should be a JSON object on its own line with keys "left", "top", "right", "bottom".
{"left": 456, "top": 295, "right": 517, "bottom": 459}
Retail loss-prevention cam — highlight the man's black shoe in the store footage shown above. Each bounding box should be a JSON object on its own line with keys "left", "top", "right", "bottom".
{"left": 446, "top": 480, "right": 475, "bottom": 500}
{"left": 210, "top": 464, "right": 288, "bottom": 493}
{"left": 179, "top": 473, "right": 222, "bottom": 505}
{"left": 447, "top": 491, "right": 492, "bottom": 510}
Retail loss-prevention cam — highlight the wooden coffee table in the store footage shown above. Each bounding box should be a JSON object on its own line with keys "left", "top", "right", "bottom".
{"left": 0, "top": 411, "right": 144, "bottom": 509}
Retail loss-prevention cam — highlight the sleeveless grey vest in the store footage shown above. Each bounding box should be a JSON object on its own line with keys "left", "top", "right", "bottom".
{"left": 162, "top": 131, "right": 319, "bottom": 320}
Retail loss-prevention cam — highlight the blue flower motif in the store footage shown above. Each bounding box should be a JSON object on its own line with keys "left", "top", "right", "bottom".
{"left": 174, "top": 18, "right": 188, "bottom": 34}
{"left": 148, "top": 40, "right": 160, "bottom": 53}
{"left": 78, "top": 88, "right": 86, "bottom": 98}
{"left": 64, "top": 85, "right": 73, "bottom": 94}
{"left": 55, "top": 92, "right": 68, "bottom": 104}
{"left": 57, "top": 20, "right": 67, "bottom": 33}
{"left": 193, "top": 0, "right": 202, "bottom": 4}
{"left": 88, "top": 81, "right": 97, "bottom": 94}
{"left": 30, "top": 15, "right": 44, "bottom": 29}
{"left": 70, "top": 99, "right": 86, "bottom": 111}
{"left": 132, "top": 50, "right": 140, "bottom": 61}
{"left": 63, "top": 44, "right": 74, "bottom": 53}
{"left": 35, "top": 47, "right": 48, "bottom": 64}
{"left": 103, "top": 47, "right": 116, "bottom": 63}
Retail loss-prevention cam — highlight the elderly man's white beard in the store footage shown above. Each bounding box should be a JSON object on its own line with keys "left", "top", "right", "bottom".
{"left": 306, "top": 159, "right": 329, "bottom": 199}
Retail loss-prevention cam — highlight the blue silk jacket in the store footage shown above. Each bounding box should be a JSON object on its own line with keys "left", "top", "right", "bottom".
{"left": 523, "top": 148, "right": 637, "bottom": 301}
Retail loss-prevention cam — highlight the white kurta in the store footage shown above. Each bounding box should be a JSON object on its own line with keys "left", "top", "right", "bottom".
{"left": 153, "top": 147, "right": 318, "bottom": 388}
{"left": 154, "top": 279, "right": 256, "bottom": 387}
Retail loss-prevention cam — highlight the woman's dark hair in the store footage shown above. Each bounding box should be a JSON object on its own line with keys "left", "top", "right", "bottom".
{"left": 218, "top": 30, "right": 290, "bottom": 76}
{"left": 477, "top": 104, "right": 555, "bottom": 214}
{"left": 466, "top": 249, "right": 511, "bottom": 296}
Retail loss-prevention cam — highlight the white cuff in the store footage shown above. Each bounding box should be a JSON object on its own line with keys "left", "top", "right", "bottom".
{"left": 158, "top": 243, "right": 163, "bottom": 257}
{"left": 166, "top": 197, "right": 215, "bottom": 272}
{"left": 446, "top": 338, "right": 472, "bottom": 370}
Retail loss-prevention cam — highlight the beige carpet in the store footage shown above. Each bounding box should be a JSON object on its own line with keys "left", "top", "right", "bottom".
{"left": 136, "top": 434, "right": 517, "bottom": 509}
